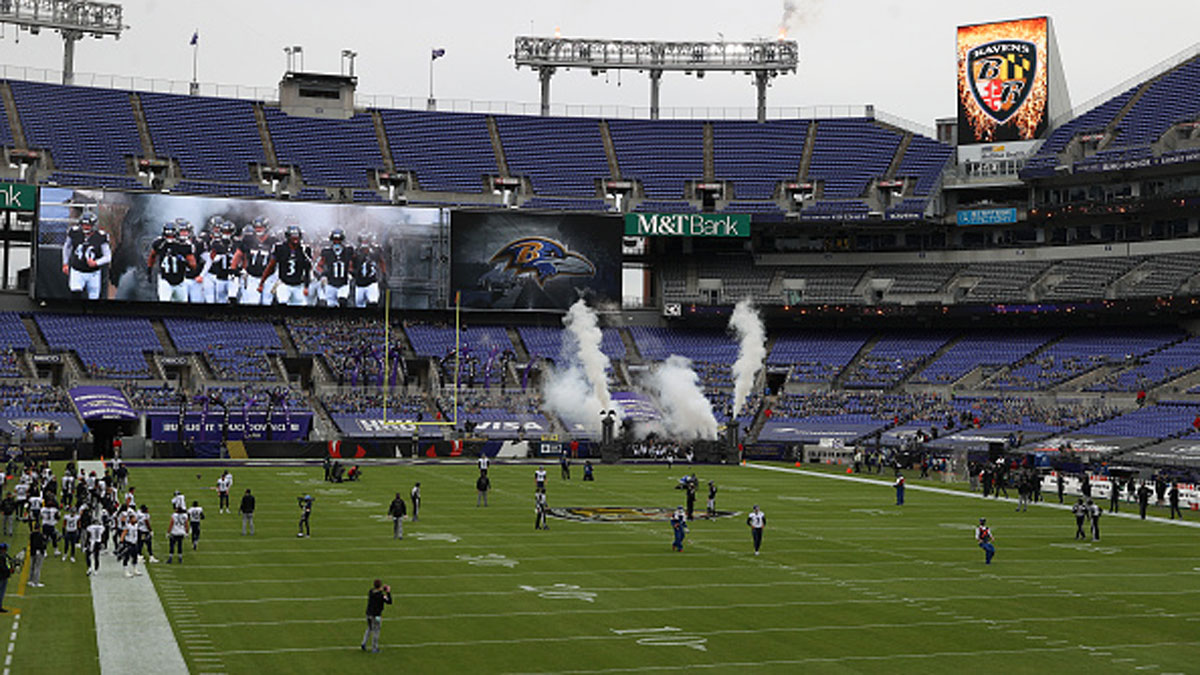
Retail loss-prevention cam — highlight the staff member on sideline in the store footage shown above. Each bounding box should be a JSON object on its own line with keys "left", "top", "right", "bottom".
{"left": 747, "top": 505, "right": 765, "bottom": 555}
{"left": 360, "top": 579, "right": 393, "bottom": 653}
{"left": 388, "top": 493, "right": 407, "bottom": 540}
{"left": 239, "top": 489, "right": 256, "bottom": 535}
{"left": 410, "top": 483, "right": 421, "bottom": 521}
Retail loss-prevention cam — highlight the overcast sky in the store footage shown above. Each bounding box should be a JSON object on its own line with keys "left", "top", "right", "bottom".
{"left": 0, "top": 0, "right": 1197, "bottom": 130}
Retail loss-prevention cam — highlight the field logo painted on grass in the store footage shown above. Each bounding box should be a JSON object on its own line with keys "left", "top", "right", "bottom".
{"left": 851, "top": 508, "right": 900, "bottom": 516}
{"left": 339, "top": 499, "right": 382, "bottom": 509}
{"left": 276, "top": 471, "right": 306, "bottom": 476}
{"left": 611, "top": 627, "right": 708, "bottom": 651}
{"left": 548, "top": 507, "right": 739, "bottom": 523}
{"left": 317, "top": 488, "right": 350, "bottom": 495}
{"left": 416, "top": 533, "right": 460, "bottom": 543}
{"left": 457, "top": 554, "right": 516, "bottom": 567}
{"left": 777, "top": 495, "right": 821, "bottom": 502}
{"left": 939, "top": 523, "right": 977, "bottom": 530}
{"left": 520, "top": 583, "right": 597, "bottom": 602}
{"left": 1049, "top": 542, "right": 1121, "bottom": 555}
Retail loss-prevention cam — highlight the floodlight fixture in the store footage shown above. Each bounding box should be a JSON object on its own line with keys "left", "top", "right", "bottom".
{"left": 0, "top": 0, "right": 126, "bottom": 85}
{"left": 513, "top": 35, "right": 798, "bottom": 120}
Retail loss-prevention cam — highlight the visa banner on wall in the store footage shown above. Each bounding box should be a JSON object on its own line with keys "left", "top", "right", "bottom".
{"left": 623, "top": 213, "right": 750, "bottom": 238}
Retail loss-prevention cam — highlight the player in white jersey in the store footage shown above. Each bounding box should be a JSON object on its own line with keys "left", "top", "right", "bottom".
{"left": 187, "top": 501, "right": 205, "bottom": 550}
{"left": 27, "top": 491, "right": 43, "bottom": 534}
{"left": 534, "top": 467, "right": 547, "bottom": 494}
{"left": 120, "top": 508, "right": 141, "bottom": 577}
{"left": 85, "top": 517, "right": 106, "bottom": 575}
{"left": 171, "top": 490, "right": 186, "bottom": 512}
{"left": 40, "top": 501, "right": 60, "bottom": 555}
{"left": 217, "top": 471, "right": 232, "bottom": 513}
{"left": 13, "top": 482, "right": 27, "bottom": 522}
{"left": 136, "top": 505, "right": 158, "bottom": 563}
{"left": 61, "top": 509, "right": 81, "bottom": 562}
{"left": 167, "top": 506, "right": 189, "bottom": 564}
{"left": 747, "top": 505, "right": 766, "bottom": 555}
{"left": 478, "top": 455, "right": 490, "bottom": 475}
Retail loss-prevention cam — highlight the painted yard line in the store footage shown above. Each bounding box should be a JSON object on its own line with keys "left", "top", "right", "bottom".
{"left": 176, "top": 553, "right": 1187, "bottom": 571}
{"left": 503, "top": 640, "right": 1200, "bottom": 674}
{"left": 191, "top": 586, "right": 1200, "bottom": 608}
{"left": 82, "top": 460, "right": 188, "bottom": 675}
{"left": 746, "top": 463, "right": 1200, "bottom": 529}
{"left": 216, "top": 630, "right": 1200, "bottom": 657}
{"left": 171, "top": 565, "right": 755, "bottom": 584}
{"left": 193, "top": 608, "right": 1200, "bottom": 632}
{"left": 163, "top": 570, "right": 1200, "bottom": 597}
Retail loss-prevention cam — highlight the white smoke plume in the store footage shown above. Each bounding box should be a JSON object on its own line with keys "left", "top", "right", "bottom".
{"left": 778, "top": 0, "right": 823, "bottom": 38}
{"left": 644, "top": 355, "right": 719, "bottom": 441}
{"left": 541, "top": 300, "right": 618, "bottom": 435}
{"left": 729, "top": 298, "right": 767, "bottom": 418}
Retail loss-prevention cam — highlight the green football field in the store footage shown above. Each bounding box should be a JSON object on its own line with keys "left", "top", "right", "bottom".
{"left": 4, "top": 460, "right": 1199, "bottom": 674}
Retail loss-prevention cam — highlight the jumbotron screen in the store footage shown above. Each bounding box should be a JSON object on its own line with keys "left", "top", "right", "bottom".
{"left": 957, "top": 16, "right": 1051, "bottom": 145}
{"left": 451, "top": 211, "right": 622, "bottom": 311}
{"left": 34, "top": 188, "right": 446, "bottom": 309}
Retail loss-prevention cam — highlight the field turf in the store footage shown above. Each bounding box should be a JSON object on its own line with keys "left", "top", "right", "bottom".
{"left": 4, "top": 460, "right": 1200, "bottom": 674}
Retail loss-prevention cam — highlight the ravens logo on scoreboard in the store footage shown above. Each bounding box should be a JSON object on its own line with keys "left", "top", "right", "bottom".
{"left": 967, "top": 39, "right": 1038, "bottom": 124}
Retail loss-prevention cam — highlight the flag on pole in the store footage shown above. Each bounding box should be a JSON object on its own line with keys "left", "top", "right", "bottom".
{"left": 190, "top": 31, "right": 199, "bottom": 46}
{"left": 431, "top": 48, "right": 446, "bottom": 60}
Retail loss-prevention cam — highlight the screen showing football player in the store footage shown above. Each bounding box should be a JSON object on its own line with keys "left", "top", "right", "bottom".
{"left": 61, "top": 212, "right": 112, "bottom": 300}
{"left": 232, "top": 216, "right": 277, "bottom": 306}
{"left": 146, "top": 219, "right": 196, "bottom": 303}
{"left": 353, "top": 231, "right": 387, "bottom": 308}
{"left": 259, "top": 224, "right": 312, "bottom": 306}
{"left": 201, "top": 219, "right": 239, "bottom": 304}
{"left": 177, "top": 220, "right": 206, "bottom": 303}
{"left": 316, "top": 228, "right": 354, "bottom": 308}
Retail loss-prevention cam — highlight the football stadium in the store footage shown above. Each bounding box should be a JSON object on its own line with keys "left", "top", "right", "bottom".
{"left": 0, "top": 2, "right": 1197, "bottom": 673}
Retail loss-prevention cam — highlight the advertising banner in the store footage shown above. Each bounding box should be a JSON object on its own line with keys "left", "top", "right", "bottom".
{"left": 146, "top": 412, "right": 312, "bottom": 442}
{"left": 0, "top": 183, "right": 36, "bottom": 212}
{"left": 957, "top": 17, "right": 1051, "bottom": 145}
{"left": 623, "top": 213, "right": 750, "bottom": 238}
{"left": 69, "top": 386, "right": 138, "bottom": 420}
{"left": 451, "top": 211, "right": 621, "bottom": 310}
{"left": 35, "top": 187, "right": 445, "bottom": 308}
{"left": 956, "top": 208, "right": 1018, "bottom": 226}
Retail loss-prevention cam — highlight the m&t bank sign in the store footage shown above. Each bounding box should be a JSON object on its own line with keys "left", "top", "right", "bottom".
{"left": 624, "top": 213, "right": 751, "bottom": 238}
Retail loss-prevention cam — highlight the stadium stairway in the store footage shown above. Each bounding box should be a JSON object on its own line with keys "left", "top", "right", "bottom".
{"left": 20, "top": 315, "right": 48, "bottom": 351}
{"left": 898, "top": 333, "right": 958, "bottom": 390}
{"left": 831, "top": 333, "right": 880, "bottom": 389}
{"left": 151, "top": 319, "right": 179, "bottom": 356}
{"left": 978, "top": 333, "right": 1065, "bottom": 389}
{"left": 507, "top": 327, "right": 530, "bottom": 361}
{"left": 0, "top": 82, "right": 26, "bottom": 148}
{"left": 617, "top": 327, "right": 642, "bottom": 363}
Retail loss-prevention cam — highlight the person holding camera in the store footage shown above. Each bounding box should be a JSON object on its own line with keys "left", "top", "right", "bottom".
{"left": 360, "top": 578, "right": 393, "bottom": 653}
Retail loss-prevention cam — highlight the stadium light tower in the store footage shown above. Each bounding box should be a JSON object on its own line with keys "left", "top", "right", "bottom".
{"left": 0, "top": 0, "right": 126, "bottom": 86}
{"left": 513, "top": 35, "right": 799, "bottom": 121}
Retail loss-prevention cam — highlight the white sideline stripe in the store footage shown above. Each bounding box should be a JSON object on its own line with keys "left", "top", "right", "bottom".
{"left": 745, "top": 463, "right": 1200, "bottom": 528}
{"left": 503, "top": 640, "right": 1200, "bottom": 674}
{"left": 82, "top": 461, "right": 188, "bottom": 675}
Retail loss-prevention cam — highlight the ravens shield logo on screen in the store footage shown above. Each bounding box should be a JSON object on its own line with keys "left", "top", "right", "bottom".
{"left": 967, "top": 39, "right": 1037, "bottom": 124}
